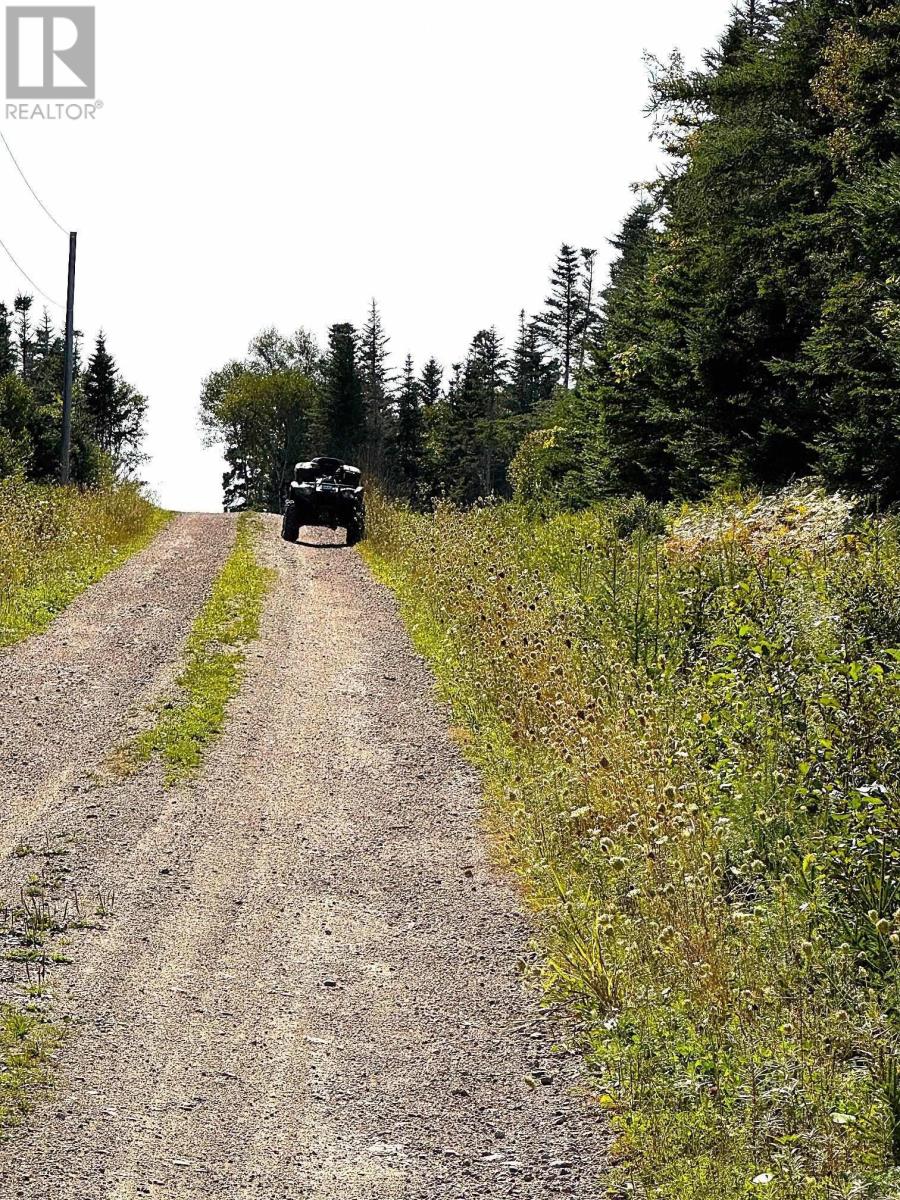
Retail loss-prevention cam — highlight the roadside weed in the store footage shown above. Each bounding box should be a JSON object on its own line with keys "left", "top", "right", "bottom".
{"left": 364, "top": 488, "right": 900, "bottom": 1199}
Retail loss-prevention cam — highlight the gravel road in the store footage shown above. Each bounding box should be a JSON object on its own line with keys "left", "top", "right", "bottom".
{"left": 0, "top": 514, "right": 606, "bottom": 1198}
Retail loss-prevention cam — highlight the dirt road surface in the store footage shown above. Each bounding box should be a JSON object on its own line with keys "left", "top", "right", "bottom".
{"left": 0, "top": 514, "right": 606, "bottom": 1198}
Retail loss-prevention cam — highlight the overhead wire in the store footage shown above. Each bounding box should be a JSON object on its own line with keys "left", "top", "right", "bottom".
{"left": 0, "top": 130, "right": 68, "bottom": 307}
{"left": 0, "top": 130, "right": 69, "bottom": 236}
{"left": 0, "top": 233, "right": 63, "bottom": 308}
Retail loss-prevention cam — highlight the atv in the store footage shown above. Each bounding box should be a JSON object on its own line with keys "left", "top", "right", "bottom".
{"left": 281, "top": 457, "right": 366, "bottom": 546}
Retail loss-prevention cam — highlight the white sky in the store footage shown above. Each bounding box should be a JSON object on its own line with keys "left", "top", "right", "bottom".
{"left": 1, "top": 0, "right": 730, "bottom": 512}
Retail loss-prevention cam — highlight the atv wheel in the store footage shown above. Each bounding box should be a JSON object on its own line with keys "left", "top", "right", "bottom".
{"left": 345, "top": 516, "right": 364, "bottom": 547}
{"left": 281, "top": 501, "right": 301, "bottom": 542}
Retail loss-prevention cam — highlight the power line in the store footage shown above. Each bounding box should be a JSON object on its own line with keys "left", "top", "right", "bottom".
{"left": 0, "top": 233, "right": 63, "bottom": 308}
{"left": 0, "top": 131, "right": 69, "bottom": 236}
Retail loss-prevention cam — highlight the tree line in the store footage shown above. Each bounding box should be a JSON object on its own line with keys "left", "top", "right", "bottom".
{"left": 0, "top": 293, "right": 147, "bottom": 484}
{"left": 558, "top": 0, "right": 900, "bottom": 506}
{"left": 205, "top": 0, "right": 899, "bottom": 512}
{"left": 201, "top": 251, "right": 598, "bottom": 512}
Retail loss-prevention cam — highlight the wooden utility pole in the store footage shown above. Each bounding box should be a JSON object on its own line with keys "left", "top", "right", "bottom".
{"left": 60, "top": 231, "right": 77, "bottom": 484}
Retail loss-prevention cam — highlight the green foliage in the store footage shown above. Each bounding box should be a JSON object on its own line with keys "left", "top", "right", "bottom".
{"left": 322, "top": 322, "right": 365, "bottom": 465}
{"left": 202, "top": 366, "right": 320, "bottom": 512}
{"left": 391, "top": 354, "right": 425, "bottom": 502}
{"left": 0, "top": 296, "right": 147, "bottom": 487}
{"left": 81, "top": 333, "right": 148, "bottom": 478}
{"left": 359, "top": 300, "right": 395, "bottom": 474}
{"left": 0, "top": 1005, "right": 59, "bottom": 1127}
{"left": 561, "top": 1, "right": 900, "bottom": 507}
{"left": 120, "top": 513, "right": 270, "bottom": 782}
{"left": 200, "top": 327, "right": 329, "bottom": 511}
{"left": 366, "top": 489, "right": 900, "bottom": 1199}
{"left": 508, "top": 427, "right": 573, "bottom": 510}
{"left": 0, "top": 476, "right": 169, "bottom": 647}
{"left": 535, "top": 243, "right": 591, "bottom": 391}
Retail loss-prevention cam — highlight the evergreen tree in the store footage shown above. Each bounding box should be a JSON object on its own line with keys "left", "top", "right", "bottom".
{"left": 0, "top": 303, "right": 15, "bottom": 377}
{"left": 419, "top": 357, "right": 443, "bottom": 408}
{"left": 359, "top": 299, "right": 395, "bottom": 473}
{"left": 322, "top": 323, "right": 365, "bottom": 463}
{"left": 577, "top": 249, "right": 598, "bottom": 376}
{"left": 392, "top": 354, "right": 425, "bottom": 502}
{"left": 25, "top": 311, "right": 66, "bottom": 480}
{"left": 802, "top": 1, "right": 900, "bottom": 499}
{"left": 109, "top": 381, "right": 149, "bottom": 477}
{"left": 82, "top": 334, "right": 119, "bottom": 457}
{"left": 418, "top": 357, "right": 444, "bottom": 498}
{"left": 441, "top": 329, "right": 507, "bottom": 502}
{"left": 573, "top": 200, "right": 683, "bottom": 499}
{"left": 14, "top": 294, "right": 34, "bottom": 382}
{"left": 0, "top": 293, "right": 145, "bottom": 486}
{"left": 509, "top": 310, "right": 558, "bottom": 415}
{"left": 81, "top": 333, "right": 148, "bottom": 476}
{"left": 536, "top": 244, "right": 584, "bottom": 390}
{"left": 569, "top": 0, "right": 887, "bottom": 501}
{"left": 30, "top": 310, "right": 64, "bottom": 406}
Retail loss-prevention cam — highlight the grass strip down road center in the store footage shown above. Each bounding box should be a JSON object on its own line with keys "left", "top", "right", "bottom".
{"left": 118, "top": 513, "right": 271, "bottom": 783}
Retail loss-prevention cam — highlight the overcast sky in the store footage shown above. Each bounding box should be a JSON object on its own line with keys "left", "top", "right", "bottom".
{"left": 1, "top": 0, "right": 730, "bottom": 511}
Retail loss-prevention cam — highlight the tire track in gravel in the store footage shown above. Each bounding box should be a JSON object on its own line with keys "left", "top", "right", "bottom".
{"left": 0, "top": 513, "right": 237, "bottom": 857}
{"left": 0, "top": 516, "right": 607, "bottom": 1199}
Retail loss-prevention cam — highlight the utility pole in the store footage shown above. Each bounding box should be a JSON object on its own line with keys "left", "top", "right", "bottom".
{"left": 60, "top": 231, "right": 77, "bottom": 484}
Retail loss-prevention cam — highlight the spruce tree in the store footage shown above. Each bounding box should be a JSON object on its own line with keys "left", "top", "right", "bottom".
{"left": 109, "top": 381, "right": 149, "bottom": 477}
{"left": 82, "top": 334, "right": 119, "bottom": 457}
{"left": 441, "top": 329, "right": 507, "bottom": 502}
{"left": 536, "top": 244, "right": 584, "bottom": 390}
{"left": 419, "top": 358, "right": 443, "bottom": 408}
{"left": 417, "top": 358, "right": 444, "bottom": 498}
{"left": 509, "top": 310, "right": 558, "bottom": 416}
{"left": 802, "top": 0, "right": 900, "bottom": 499}
{"left": 572, "top": 201, "right": 680, "bottom": 499}
{"left": 30, "top": 310, "right": 64, "bottom": 407}
{"left": 359, "top": 299, "right": 395, "bottom": 473}
{"left": 14, "top": 294, "right": 34, "bottom": 382}
{"left": 322, "top": 323, "right": 365, "bottom": 463}
{"left": 392, "top": 354, "right": 425, "bottom": 502}
{"left": 577, "top": 249, "right": 598, "bottom": 376}
{"left": 0, "top": 304, "right": 14, "bottom": 377}
{"left": 572, "top": 0, "right": 845, "bottom": 499}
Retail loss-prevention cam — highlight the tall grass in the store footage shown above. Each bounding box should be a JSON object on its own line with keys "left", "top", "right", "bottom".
{"left": 0, "top": 476, "right": 169, "bottom": 647}
{"left": 364, "top": 489, "right": 900, "bottom": 1200}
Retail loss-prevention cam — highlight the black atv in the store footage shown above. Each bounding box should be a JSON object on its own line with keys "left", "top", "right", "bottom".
{"left": 281, "top": 457, "right": 366, "bottom": 546}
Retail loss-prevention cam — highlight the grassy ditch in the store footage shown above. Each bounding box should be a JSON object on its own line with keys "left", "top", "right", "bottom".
{"left": 363, "top": 489, "right": 900, "bottom": 1200}
{"left": 0, "top": 476, "right": 169, "bottom": 648}
{"left": 117, "top": 512, "right": 270, "bottom": 783}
